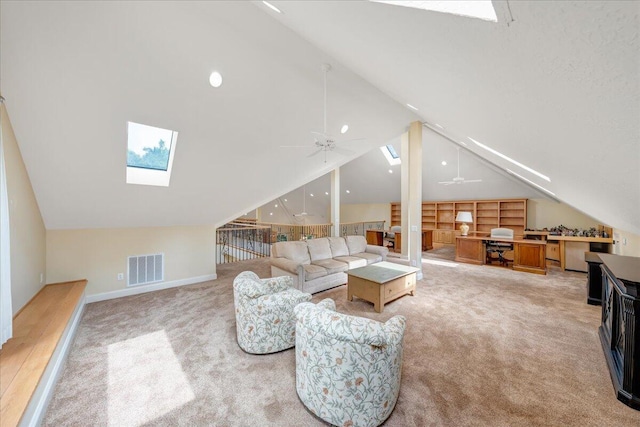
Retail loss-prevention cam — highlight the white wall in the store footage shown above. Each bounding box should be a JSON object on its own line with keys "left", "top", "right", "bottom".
{"left": 2, "top": 104, "right": 46, "bottom": 314}
{"left": 612, "top": 229, "right": 640, "bottom": 257}
{"left": 340, "top": 203, "right": 390, "bottom": 227}
{"left": 46, "top": 226, "right": 216, "bottom": 297}
{"left": 527, "top": 198, "right": 601, "bottom": 230}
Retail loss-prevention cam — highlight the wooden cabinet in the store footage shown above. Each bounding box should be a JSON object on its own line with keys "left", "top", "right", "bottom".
{"left": 455, "top": 238, "right": 484, "bottom": 264}
{"left": 422, "top": 229, "right": 433, "bottom": 251}
{"left": 434, "top": 230, "right": 455, "bottom": 244}
{"left": 513, "top": 242, "right": 546, "bottom": 274}
{"left": 546, "top": 242, "right": 560, "bottom": 261}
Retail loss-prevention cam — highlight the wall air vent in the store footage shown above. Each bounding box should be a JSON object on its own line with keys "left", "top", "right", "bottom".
{"left": 128, "top": 253, "right": 164, "bottom": 287}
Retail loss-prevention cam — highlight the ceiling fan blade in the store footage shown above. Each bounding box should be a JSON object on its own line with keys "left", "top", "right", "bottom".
{"left": 438, "top": 181, "right": 455, "bottom": 185}
{"left": 307, "top": 148, "right": 324, "bottom": 157}
{"left": 464, "top": 179, "right": 483, "bottom": 183}
{"left": 336, "top": 137, "right": 365, "bottom": 144}
{"left": 280, "top": 145, "right": 312, "bottom": 148}
{"left": 311, "top": 130, "right": 330, "bottom": 138}
{"left": 332, "top": 146, "right": 356, "bottom": 156}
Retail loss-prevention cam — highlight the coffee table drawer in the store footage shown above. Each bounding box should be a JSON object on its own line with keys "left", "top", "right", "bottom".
{"left": 384, "top": 273, "right": 416, "bottom": 301}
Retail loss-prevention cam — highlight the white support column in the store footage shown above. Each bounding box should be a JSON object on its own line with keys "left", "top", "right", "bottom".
{"left": 408, "top": 121, "right": 423, "bottom": 279}
{"left": 331, "top": 168, "right": 340, "bottom": 237}
{"left": 256, "top": 207, "right": 262, "bottom": 223}
{"left": 400, "top": 132, "right": 410, "bottom": 256}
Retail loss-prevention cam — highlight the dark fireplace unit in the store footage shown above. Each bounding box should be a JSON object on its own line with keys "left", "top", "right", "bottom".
{"left": 598, "top": 253, "right": 640, "bottom": 410}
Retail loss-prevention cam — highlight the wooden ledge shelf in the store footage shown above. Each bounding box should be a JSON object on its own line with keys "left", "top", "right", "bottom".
{"left": 0, "top": 280, "right": 86, "bottom": 427}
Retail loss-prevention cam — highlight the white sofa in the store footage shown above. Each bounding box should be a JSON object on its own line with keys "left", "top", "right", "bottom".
{"left": 270, "top": 235, "right": 389, "bottom": 294}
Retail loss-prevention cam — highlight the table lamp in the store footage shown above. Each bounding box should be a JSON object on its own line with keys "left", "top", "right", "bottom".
{"left": 455, "top": 211, "right": 473, "bottom": 236}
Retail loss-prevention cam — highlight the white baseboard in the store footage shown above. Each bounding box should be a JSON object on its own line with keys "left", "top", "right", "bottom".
{"left": 85, "top": 274, "right": 217, "bottom": 304}
{"left": 21, "top": 293, "right": 86, "bottom": 427}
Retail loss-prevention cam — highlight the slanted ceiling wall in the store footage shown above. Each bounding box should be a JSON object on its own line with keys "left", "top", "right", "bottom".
{"left": 2, "top": 104, "right": 46, "bottom": 314}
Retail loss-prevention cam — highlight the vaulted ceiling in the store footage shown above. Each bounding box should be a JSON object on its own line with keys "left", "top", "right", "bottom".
{"left": 1, "top": 1, "right": 638, "bottom": 234}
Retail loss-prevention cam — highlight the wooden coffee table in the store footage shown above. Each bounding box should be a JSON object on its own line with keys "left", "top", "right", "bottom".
{"left": 347, "top": 261, "right": 419, "bottom": 312}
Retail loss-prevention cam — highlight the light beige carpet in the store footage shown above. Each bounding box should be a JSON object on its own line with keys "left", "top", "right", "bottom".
{"left": 44, "top": 257, "right": 640, "bottom": 426}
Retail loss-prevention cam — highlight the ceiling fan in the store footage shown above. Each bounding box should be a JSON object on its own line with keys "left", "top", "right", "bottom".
{"left": 293, "top": 185, "right": 313, "bottom": 217}
{"left": 281, "top": 63, "right": 363, "bottom": 163}
{"left": 438, "top": 147, "right": 482, "bottom": 185}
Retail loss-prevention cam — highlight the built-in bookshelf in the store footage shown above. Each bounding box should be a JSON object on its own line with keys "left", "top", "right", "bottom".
{"left": 390, "top": 198, "right": 528, "bottom": 243}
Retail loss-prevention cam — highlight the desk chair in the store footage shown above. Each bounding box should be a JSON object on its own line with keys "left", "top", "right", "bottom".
{"left": 385, "top": 226, "right": 402, "bottom": 250}
{"left": 486, "top": 228, "right": 514, "bottom": 266}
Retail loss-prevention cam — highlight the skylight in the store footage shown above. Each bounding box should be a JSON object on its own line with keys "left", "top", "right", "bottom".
{"left": 126, "top": 121, "right": 178, "bottom": 187}
{"left": 370, "top": 1, "right": 498, "bottom": 22}
{"left": 380, "top": 144, "right": 401, "bottom": 166}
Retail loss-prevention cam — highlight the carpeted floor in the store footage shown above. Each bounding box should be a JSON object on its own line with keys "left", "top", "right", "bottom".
{"left": 44, "top": 257, "right": 640, "bottom": 426}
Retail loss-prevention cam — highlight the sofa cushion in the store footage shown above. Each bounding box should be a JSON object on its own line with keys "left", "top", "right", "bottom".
{"left": 345, "top": 235, "right": 367, "bottom": 255}
{"left": 311, "top": 259, "right": 349, "bottom": 275}
{"left": 307, "top": 238, "right": 333, "bottom": 262}
{"left": 328, "top": 237, "right": 349, "bottom": 257}
{"left": 303, "top": 264, "right": 328, "bottom": 281}
{"left": 333, "top": 256, "right": 367, "bottom": 269}
{"left": 274, "top": 241, "right": 310, "bottom": 264}
{"left": 353, "top": 252, "right": 383, "bottom": 264}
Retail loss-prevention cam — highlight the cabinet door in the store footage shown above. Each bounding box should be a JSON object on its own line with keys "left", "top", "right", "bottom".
{"left": 443, "top": 231, "right": 455, "bottom": 244}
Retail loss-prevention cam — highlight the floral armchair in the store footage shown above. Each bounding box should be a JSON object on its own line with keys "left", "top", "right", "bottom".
{"left": 294, "top": 298, "right": 407, "bottom": 427}
{"left": 233, "top": 271, "right": 311, "bottom": 354}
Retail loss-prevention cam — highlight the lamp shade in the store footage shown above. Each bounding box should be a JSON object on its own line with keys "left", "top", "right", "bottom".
{"left": 455, "top": 211, "right": 473, "bottom": 223}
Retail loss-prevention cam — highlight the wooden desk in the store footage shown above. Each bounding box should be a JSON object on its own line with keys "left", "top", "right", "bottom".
{"left": 546, "top": 235, "right": 613, "bottom": 272}
{"left": 365, "top": 229, "right": 433, "bottom": 253}
{"left": 366, "top": 229, "right": 384, "bottom": 246}
{"left": 455, "top": 236, "right": 547, "bottom": 274}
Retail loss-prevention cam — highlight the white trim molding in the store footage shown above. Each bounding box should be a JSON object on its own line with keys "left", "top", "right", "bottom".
{"left": 85, "top": 274, "right": 217, "bottom": 304}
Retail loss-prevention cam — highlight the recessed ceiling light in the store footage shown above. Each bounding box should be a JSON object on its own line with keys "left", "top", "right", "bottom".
{"left": 262, "top": 1, "right": 282, "bottom": 13}
{"left": 441, "top": 161, "right": 447, "bottom": 166}
{"left": 325, "top": 191, "right": 329, "bottom": 195}
{"left": 346, "top": 190, "right": 350, "bottom": 194}
{"left": 284, "top": 198, "right": 287, "bottom": 202}
{"left": 270, "top": 212, "right": 273, "bottom": 215}
{"left": 310, "top": 193, "right": 314, "bottom": 197}
{"left": 340, "top": 124, "right": 349, "bottom": 134}
{"left": 209, "top": 71, "right": 223, "bottom": 88}
{"left": 274, "top": 204, "right": 278, "bottom": 207}
{"left": 388, "top": 169, "right": 393, "bottom": 174}
{"left": 406, "top": 103, "right": 418, "bottom": 111}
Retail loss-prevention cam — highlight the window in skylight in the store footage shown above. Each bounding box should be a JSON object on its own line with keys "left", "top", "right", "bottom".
{"left": 126, "top": 121, "right": 178, "bottom": 187}
{"left": 380, "top": 144, "right": 401, "bottom": 166}
{"left": 370, "top": 1, "right": 497, "bottom": 22}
